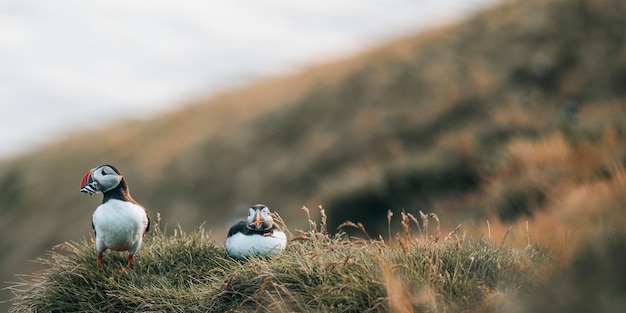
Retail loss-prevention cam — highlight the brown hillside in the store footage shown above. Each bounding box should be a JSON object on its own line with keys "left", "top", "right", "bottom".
{"left": 2, "top": 0, "right": 626, "bottom": 310}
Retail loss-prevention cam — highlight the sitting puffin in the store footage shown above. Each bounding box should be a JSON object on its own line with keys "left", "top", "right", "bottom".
{"left": 225, "top": 204, "right": 287, "bottom": 258}
{"left": 80, "top": 164, "right": 150, "bottom": 272}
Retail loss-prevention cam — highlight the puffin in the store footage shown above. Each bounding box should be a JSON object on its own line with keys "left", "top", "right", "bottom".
{"left": 80, "top": 164, "right": 150, "bottom": 272}
{"left": 225, "top": 204, "right": 287, "bottom": 259}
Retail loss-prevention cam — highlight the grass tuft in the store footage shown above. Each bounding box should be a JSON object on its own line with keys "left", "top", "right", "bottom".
{"left": 8, "top": 210, "right": 549, "bottom": 312}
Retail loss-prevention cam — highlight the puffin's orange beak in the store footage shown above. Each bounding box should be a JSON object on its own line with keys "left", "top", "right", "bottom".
{"left": 253, "top": 210, "right": 263, "bottom": 229}
{"left": 80, "top": 169, "right": 99, "bottom": 194}
{"left": 80, "top": 169, "right": 93, "bottom": 189}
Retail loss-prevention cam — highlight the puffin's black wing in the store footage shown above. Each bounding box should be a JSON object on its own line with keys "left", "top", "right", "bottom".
{"left": 227, "top": 220, "right": 275, "bottom": 237}
{"left": 227, "top": 220, "right": 248, "bottom": 237}
{"left": 145, "top": 215, "right": 150, "bottom": 234}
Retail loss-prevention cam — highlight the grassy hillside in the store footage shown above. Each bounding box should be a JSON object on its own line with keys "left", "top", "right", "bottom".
{"left": 8, "top": 211, "right": 550, "bottom": 312}
{"left": 2, "top": 0, "right": 626, "bottom": 310}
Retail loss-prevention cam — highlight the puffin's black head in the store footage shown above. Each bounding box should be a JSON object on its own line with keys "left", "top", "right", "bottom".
{"left": 80, "top": 164, "right": 123, "bottom": 195}
{"left": 246, "top": 204, "right": 274, "bottom": 231}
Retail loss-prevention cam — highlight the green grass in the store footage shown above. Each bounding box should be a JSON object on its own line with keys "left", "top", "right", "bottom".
{"left": 7, "top": 210, "right": 549, "bottom": 313}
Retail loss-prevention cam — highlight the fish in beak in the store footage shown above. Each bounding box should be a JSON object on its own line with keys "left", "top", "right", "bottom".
{"left": 80, "top": 169, "right": 98, "bottom": 195}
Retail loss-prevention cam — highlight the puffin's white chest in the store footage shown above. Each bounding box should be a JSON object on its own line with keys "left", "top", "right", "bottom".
{"left": 92, "top": 199, "right": 148, "bottom": 252}
{"left": 225, "top": 231, "right": 287, "bottom": 259}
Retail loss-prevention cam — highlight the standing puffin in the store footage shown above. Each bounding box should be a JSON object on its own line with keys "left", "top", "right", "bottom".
{"left": 80, "top": 165, "right": 150, "bottom": 272}
{"left": 225, "top": 204, "right": 287, "bottom": 258}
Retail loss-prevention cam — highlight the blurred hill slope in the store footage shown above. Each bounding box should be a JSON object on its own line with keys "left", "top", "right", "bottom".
{"left": 2, "top": 0, "right": 626, "bottom": 309}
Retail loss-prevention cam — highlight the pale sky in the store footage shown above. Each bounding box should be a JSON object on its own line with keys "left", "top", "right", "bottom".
{"left": 0, "top": 0, "right": 501, "bottom": 159}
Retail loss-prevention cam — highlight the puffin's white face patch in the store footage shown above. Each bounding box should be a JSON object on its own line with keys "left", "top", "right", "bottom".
{"left": 259, "top": 207, "right": 273, "bottom": 222}
{"left": 91, "top": 165, "right": 123, "bottom": 193}
{"left": 247, "top": 207, "right": 256, "bottom": 222}
{"left": 246, "top": 205, "right": 274, "bottom": 230}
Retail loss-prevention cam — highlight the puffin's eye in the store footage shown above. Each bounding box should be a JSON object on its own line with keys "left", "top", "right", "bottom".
{"left": 101, "top": 168, "right": 107, "bottom": 176}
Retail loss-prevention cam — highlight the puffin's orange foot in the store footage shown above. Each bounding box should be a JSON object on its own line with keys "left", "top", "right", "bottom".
{"left": 118, "top": 254, "right": 134, "bottom": 273}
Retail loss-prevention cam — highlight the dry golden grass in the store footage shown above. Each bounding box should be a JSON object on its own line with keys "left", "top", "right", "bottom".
{"left": 479, "top": 128, "right": 626, "bottom": 260}
{"left": 2, "top": 0, "right": 626, "bottom": 310}
{"left": 7, "top": 209, "right": 549, "bottom": 313}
